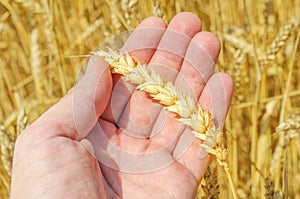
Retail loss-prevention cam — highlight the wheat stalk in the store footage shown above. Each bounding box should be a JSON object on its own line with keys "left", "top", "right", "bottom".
{"left": 16, "top": 109, "right": 28, "bottom": 137}
{"left": 93, "top": 48, "right": 238, "bottom": 199}
{"left": 74, "top": 19, "right": 103, "bottom": 47}
{"left": 30, "top": 28, "right": 43, "bottom": 99}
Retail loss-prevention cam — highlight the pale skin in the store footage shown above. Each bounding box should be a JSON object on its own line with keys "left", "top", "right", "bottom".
{"left": 10, "top": 12, "right": 233, "bottom": 199}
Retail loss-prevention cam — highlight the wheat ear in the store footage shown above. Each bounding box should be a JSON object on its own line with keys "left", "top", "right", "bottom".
{"left": 93, "top": 49, "right": 238, "bottom": 199}
{"left": 93, "top": 48, "right": 212, "bottom": 140}
{"left": 264, "top": 177, "right": 282, "bottom": 199}
{"left": 201, "top": 166, "right": 220, "bottom": 199}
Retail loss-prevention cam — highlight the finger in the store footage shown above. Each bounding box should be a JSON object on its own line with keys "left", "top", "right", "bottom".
{"left": 101, "top": 16, "right": 166, "bottom": 124}
{"left": 175, "top": 73, "right": 233, "bottom": 181}
{"left": 148, "top": 32, "right": 220, "bottom": 151}
{"left": 26, "top": 56, "right": 113, "bottom": 140}
{"left": 199, "top": 73, "right": 233, "bottom": 127}
{"left": 123, "top": 16, "right": 167, "bottom": 64}
{"left": 175, "top": 32, "right": 220, "bottom": 98}
{"left": 118, "top": 12, "right": 202, "bottom": 139}
{"left": 150, "top": 12, "right": 202, "bottom": 80}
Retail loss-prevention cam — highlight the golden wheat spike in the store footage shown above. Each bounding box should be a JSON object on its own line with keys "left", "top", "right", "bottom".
{"left": 93, "top": 49, "right": 214, "bottom": 138}
{"left": 94, "top": 49, "right": 238, "bottom": 199}
{"left": 259, "top": 18, "right": 298, "bottom": 69}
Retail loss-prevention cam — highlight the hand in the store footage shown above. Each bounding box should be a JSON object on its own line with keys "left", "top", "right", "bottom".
{"left": 11, "top": 12, "right": 233, "bottom": 199}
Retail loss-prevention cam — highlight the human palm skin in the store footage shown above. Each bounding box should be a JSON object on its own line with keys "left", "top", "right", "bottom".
{"left": 11, "top": 12, "right": 233, "bottom": 199}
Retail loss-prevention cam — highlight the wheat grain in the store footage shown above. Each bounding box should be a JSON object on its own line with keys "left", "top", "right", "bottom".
{"left": 201, "top": 166, "right": 220, "bottom": 199}
{"left": 264, "top": 177, "right": 282, "bottom": 199}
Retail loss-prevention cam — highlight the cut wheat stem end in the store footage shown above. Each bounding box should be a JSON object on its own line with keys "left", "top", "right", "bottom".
{"left": 93, "top": 48, "right": 238, "bottom": 198}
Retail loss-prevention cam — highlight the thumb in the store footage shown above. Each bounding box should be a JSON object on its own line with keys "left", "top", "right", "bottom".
{"left": 30, "top": 56, "right": 112, "bottom": 140}
{"left": 73, "top": 56, "right": 113, "bottom": 138}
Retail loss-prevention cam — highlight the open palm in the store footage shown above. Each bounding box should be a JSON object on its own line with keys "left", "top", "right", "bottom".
{"left": 11, "top": 12, "right": 233, "bottom": 199}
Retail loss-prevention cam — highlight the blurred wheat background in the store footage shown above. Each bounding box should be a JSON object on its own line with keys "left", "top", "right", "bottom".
{"left": 0, "top": 0, "right": 299, "bottom": 198}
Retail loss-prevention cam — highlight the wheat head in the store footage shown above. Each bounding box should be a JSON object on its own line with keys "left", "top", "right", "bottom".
{"left": 93, "top": 48, "right": 228, "bottom": 160}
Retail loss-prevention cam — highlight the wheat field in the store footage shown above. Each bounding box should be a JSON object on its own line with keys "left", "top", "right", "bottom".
{"left": 0, "top": 0, "right": 300, "bottom": 198}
